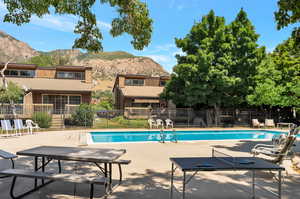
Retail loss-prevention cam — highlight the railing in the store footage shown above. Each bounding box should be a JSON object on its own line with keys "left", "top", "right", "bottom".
{"left": 124, "top": 107, "right": 151, "bottom": 119}
{"left": 65, "top": 104, "right": 80, "bottom": 115}
{"left": 0, "top": 104, "right": 53, "bottom": 117}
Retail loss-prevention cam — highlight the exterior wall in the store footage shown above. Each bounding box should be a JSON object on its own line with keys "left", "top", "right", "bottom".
{"left": 85, "top": 69, "right": 92, "bottom": 83}
{"left": 81, "top": 93, "right": 91, "bottom": 103}
{"left": 119, "top": 76, "right": 125, "bottom": 88}
{"left": 145, "top": 78, "right": 159, "bottom": 86}
{"left": 36, "top": 69, "right": 56, "bottom": 78}
{"left": 23, "top": 92, "right": 33, "bottom": 105}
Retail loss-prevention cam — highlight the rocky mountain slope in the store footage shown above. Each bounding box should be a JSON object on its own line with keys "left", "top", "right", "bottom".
{"left": 0, "top": 30, "right": 169, "bottom": 90}
{"left": 0, "top": 30, "right": 39, "bottom": 62}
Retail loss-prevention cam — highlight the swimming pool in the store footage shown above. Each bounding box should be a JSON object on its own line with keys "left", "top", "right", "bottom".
{"left": 89, "top": 130, "right": 287, "bottom": 143}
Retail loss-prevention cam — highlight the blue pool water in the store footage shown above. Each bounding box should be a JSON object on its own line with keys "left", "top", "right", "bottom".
{"left": 90, "top": 130, "right": 287, "bottom": 143}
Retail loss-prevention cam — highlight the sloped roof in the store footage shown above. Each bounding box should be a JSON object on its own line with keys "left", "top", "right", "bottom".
{"left": 120, "top": 86, "right": 164, "bottom": 98}
{"left": 2, "top": 77, "right": 92, "bottom": 92}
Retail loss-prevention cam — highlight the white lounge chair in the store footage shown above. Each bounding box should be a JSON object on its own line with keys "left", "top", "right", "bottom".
{"left": 252, "top": 119, "right": 264, "bottom": 128}
{"left": 251, "top": 126, "right": 299, "bottom": 164}
{"left": 1, "top": 120, "right": 16, "bottom": 136}
{"left": 25, "top": 119, "right": 39, "bottom": 134}
{"left": 265, "top": 119, "right": 275, "bottom": 128}
{"left": 148, "top": 118, "right": 157, "bottom": 129}
{"left": 165, "top": 119, "right": 174, "bottom": 128}
{"left": 13, "top": 119, "right": 27, "bottom": 135}
{"left": 156, "top": 119, "right": 164, "bottom": 129}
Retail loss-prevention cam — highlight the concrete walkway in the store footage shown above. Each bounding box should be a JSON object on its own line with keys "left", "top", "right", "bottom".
{"left": 0, "top": 129, "right": 299, "bottom": 199}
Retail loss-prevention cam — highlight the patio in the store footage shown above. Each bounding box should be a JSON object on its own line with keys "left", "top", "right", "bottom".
{"left": 0, "top": 129, "right": 300, "bottom": 199}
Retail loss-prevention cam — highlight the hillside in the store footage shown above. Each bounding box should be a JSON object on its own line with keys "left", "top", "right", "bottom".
{"left": 0, "top": 30, "right": 169, "bottom": 90}
{"left": 0, "top": 30, "right": 39, "bottom": 62}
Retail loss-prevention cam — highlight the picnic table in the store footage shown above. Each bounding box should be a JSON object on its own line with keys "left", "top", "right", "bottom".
{"left": 4, "top": 146, "right": 127, "bottom": 199}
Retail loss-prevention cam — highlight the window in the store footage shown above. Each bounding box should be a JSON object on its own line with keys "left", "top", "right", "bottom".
{"left": 125, "top": 79, "right": 144, "bottom": 86}
{"left": 69, "top": 96, "right": 81, "bottom": 104}
{"left": 57, "top": 71, "right": 84, "bottom": 80}
{"left": 4, "top": 70, "right": 35, "bottom": 77}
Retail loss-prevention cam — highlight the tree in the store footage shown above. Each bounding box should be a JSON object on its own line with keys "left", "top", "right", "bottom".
{"left": 92, "top": 90, "right": 114, "bottom": 110}
{"left": 247, "top": 38, "right": 300, "bottom": 109}
{"left": 2, "top": 0, "right": 153, "bottom": 52}
{"left": 229, "top": 9, "right": 266, "bottom": 104}
{"left": 1, "top": 61, "right": 24, "bottom": 117}
{"left": 275, "top": 0, "right": 300, "bottom": 45}
{"left": 163, "top": 10, "right": 264, "bottom": 125}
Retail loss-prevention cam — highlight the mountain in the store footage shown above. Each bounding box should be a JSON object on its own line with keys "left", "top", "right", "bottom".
{"left": 0, "top": 30, "right": 169, "bottom": 90}
{"left": 0, "top": 30, "right": 39, "bottom": 62}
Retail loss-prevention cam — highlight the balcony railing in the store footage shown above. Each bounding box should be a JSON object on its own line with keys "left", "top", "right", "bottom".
{"left": 0, "top": 104, "right": 53, "bottom": 117}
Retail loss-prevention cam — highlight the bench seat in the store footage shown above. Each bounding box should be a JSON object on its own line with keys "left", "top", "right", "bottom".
{"left": 0, "top": 169, "right": 106, "bottom": 185}
{"left": 112, "top": 159, "right": 131, "bottom": 165}
{"left": 0, "top": 150, "right": 17, "bottom": 159}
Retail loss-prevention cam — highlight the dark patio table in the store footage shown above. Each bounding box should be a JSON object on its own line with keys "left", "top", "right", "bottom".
{"left": 16, "top": 146, "right": 126, "bottom": 197}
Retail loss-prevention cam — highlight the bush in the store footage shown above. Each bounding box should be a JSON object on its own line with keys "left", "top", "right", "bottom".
{"left": 32, "top": 112, "right": 52, "bottom": 128}
{"left": 71, "top": 104, "right": 94, "bottom": 126}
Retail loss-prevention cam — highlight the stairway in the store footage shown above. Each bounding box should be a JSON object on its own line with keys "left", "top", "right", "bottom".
{"left": 51, "top": 114, "right": 64, "bottom": 129}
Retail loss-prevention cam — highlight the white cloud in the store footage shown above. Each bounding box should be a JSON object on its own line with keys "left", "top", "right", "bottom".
{"left": 172, "top": 49, "right": 185, "bottom": 57}
{"left": 146, "top": 54, "right": 172, "bottom": 63}
{"left": 266, "top": 46, "right": 275, "bottom": 53}
{"left": 31, "top": 15, "right": 76, "bottom": 32}
{"left": 97, "top": 21, "right": 112, "bottom": 31}
{"left": 0, "top": 1, "right": 6, "bottom": 10}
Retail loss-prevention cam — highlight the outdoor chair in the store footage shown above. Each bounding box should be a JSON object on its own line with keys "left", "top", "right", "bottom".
{"left": 25, "top": 119, "right": 39, "bottom": 134}
{"left": 148, "top": 118, "right": 157, "bottom": 129}
{"left": 1, "top": 120, "right": 16, "bottom": 136}
{"left": 156, "top": 119, "right": 164, "bottom": 129}
{"left": 13, "top": 119, "right": 27, "bottom": 135}
{"left": 165, "top": 119, "right": 174, "bottom": 128}
{"left": 251, "top": 126, "right": 299, "bottom": 165}
{"left": 252, "top": 119, "right": 264, "bottom": 128}
{"left": 265, "top": 119, "right": 275, "bottom": 128}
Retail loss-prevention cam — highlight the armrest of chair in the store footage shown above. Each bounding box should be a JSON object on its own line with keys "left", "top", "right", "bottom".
{"left": 252, "top": 144, "right": 275, "bottom": 149}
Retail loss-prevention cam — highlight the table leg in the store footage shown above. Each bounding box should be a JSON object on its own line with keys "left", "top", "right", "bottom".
{"left": 42, "top": 157, "right": 45, "bottom": 184}
{"left": 104, "top": 163, "right": 108, "bottom": 191}
{"left": 183, "top": 171, "right": 186, "bottom": 199}
{"left": 34, "top": 156, "right": 38, "bottom": 188}
{"left": 109, "top": 163, "right": 112, "bottom": 192}
{"left": 58, "top": 160, "right": 62, "bottom": 173}
{"left": 170, "top": 163, "right": 174, "bottom": 199}
{"left": 278, "top": 170, "right": 282, "bottom": 199}
{"left": 252, "top": 170, "right": 255, "bottom": 199}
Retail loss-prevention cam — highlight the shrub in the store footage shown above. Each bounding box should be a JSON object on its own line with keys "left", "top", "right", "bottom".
{"left": 71, "top": 104, "right": 94, "bottom": 126}
{"left": 32, "top": 112, "right": 52, "bottom": 128}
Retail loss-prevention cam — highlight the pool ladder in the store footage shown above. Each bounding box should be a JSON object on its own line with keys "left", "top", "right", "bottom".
{"left": 159, "top": 129, "right": 177, "bottom": 143}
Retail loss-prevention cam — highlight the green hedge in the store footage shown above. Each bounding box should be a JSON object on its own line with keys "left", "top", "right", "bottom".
{"left": 32, "top": 112, "right": 52, "bottom": 128}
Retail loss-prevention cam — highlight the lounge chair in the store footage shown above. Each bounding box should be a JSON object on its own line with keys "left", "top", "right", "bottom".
{"left": 251, "top": 126, "right": 299, "bottom": 164}
{"left": 165, "top": 119, "right": 174, "bottom": 128}
{"left": 265, "top": 119, "right": 275, "bottom": 128}
{"left": 156, "top": 119, "right": 164, "bottom": 129}
{"left": 1, "top": 120, "right": 16, "bottom": 136}
{"left": 25, "top": 119, "right": 39, "bottom": 134}
{"left": 13, "top": 119, "right": 27, "bottom": 135}
{"left": 148, "top": 118, "right": 157, "bottom": 129}
{"left": 252, "top": 119, "right": 264, "bottom": 128}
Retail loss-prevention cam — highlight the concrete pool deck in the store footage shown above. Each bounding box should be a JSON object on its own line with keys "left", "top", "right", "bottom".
{"left": 0, "top": 128, "right": 299, "bottom": 199}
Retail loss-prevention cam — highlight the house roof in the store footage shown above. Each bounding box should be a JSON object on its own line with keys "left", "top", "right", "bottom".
{"left": 120, "top": 86, "right": 164, "bottom": 98}
{"left": 2, "top": 77, "right": 92, "bottom": 92}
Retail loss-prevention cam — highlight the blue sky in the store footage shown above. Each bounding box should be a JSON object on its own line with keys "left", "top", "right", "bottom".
{"left": 0, "top": 0, "right": 296, "bottom": 72}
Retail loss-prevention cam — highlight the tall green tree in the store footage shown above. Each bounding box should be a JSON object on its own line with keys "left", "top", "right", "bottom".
{"left": 275, "top": 0, "right": 300, "bottom": 45}
{"left": 229, "top": 9, "right": 266, "bottom": 103}
{"left": 163, "top": 9, "right": 265, "bottom": 125}
{"left": 2, "top": 0, "right": 153, "bottom": 52}
{"left": 247, "top": 38, "right": 300, "bottom": 109}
